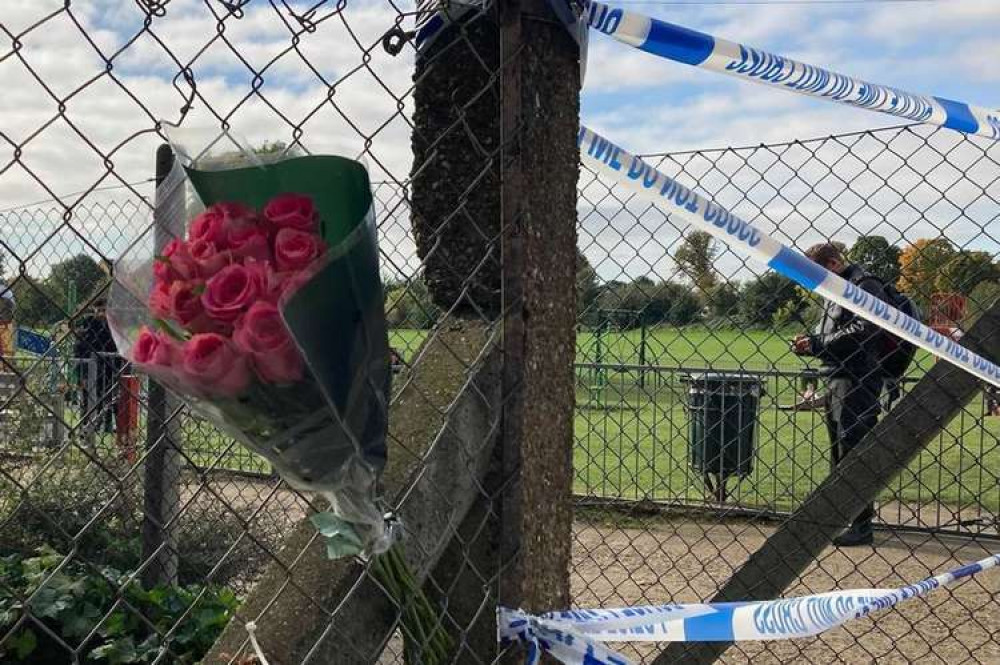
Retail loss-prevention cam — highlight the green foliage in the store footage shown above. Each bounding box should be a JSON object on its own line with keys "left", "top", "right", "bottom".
{"left": 847, "top": 235, "right": 901, "bottom": 284}
{"left": 935, "top": 250, "right": 1000, "bottom": 296}
{"left": 705, "top": 282, "right": 740, "bottom": 320}
{"left": 965, "top": 281, "right": 1000, "bottom": 327}
{"left": 48, "top": 255, "right": 107, "bottom": 309}
{"left": 0, "top": 548, "right": 238, "bottom": 664}
{"left": 9, "top": 254, "right": 107, "bottom": 327}
{"left": 898, "top": 238, "right": 957, "bottom": 305}
{"left": 576, "top": 250, "right": 599, "bottom": 320}
{"left": 673, "top": 230, "right": 719, "bottom": 295}
{"left": 772, "top": 285, "right": 822, "bottom": 330}
{"left": 594, "top": 277, "right": 701, "bottom": 329}
{"left": 0, "top": 461, "right": 280, "bottom": 589}
{"left": 739, "top": 272, "right": 799, "bottom": 326}
{"left": 385, "top": 278, "right": 440, "bottom": 329}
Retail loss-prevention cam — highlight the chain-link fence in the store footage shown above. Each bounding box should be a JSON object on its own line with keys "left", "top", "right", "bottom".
{"left": 572, "top": 123, "right": 1000, "bottom": 664}
{"left": 0, "top": 1, "right": 536, "bottom": 663}
{"left": 3, "top": 1, "right": 1000, "bottom": 664}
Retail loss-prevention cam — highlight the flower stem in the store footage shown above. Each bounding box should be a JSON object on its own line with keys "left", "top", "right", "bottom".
{"left": 371, "top": 545, "right": 453, "bottom": 664}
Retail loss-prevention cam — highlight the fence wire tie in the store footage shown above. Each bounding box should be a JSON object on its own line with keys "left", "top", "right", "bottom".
{"left": 382, "top": 26, "right": 415, "bottom": 56}
{"left": 245, "top": 621, "right": 271, "bottom": 665}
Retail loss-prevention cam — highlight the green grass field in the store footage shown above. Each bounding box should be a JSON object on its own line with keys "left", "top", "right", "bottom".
{"left": 393, "top": 326, "right": 1000, "bottom": 514}
{"left": 35, "top": 326, "right": 990, "bottom": 515}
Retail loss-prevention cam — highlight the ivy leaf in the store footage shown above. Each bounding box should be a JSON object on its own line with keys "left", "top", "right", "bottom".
{"left": 10, "top": 629, "right": 37, "bottom": 660}
{"left": 64, "top": 610, "right": 98, "bottom": 639}
{"left": 90, "top": 635, "right": 139, "bottom": 664}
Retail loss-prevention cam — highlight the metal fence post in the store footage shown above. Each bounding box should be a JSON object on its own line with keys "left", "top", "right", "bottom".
{"left": 140, "top": 144, "right": 182, "bottom": 588}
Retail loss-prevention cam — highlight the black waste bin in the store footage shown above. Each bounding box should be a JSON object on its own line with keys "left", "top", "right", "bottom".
{"left": 682, "top": 373, "right": 764, "bottom": 501}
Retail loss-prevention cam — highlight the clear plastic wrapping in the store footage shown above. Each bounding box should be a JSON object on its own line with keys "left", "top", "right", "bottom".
{"left": 108, "top": 128, "right": 392, "bottom": 556}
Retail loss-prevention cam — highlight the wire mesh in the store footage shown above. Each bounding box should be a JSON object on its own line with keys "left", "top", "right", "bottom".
{"left": 2, "top": 1, "right": 1000, "bottom": 664}
{"left": 1, "top": 1, "right": 509, "bottom": 663}
{"left": 573, "top": 123, "right": 1000, "bottom": 664}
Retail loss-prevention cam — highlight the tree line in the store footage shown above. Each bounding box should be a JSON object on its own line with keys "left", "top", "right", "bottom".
{"left": 8, "top": 236, "right": 997, "bottom": 334}
{"left": 4, "top": 254, "right": 108, "bottom": 328}
{"left": 575, "top": 232, "right": 1000, "bottom": 331}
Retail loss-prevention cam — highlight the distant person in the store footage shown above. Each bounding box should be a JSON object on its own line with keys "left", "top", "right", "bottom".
{"left": 73, "top": 295, "right": 121, "bottom": 434}
{"left": 0, "top": 278, "right": 14, "bottom": 357}
{"left": 791, "top": 243, "right": 887, "bottom": 547}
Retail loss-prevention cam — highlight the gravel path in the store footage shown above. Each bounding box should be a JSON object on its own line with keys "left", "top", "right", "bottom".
{"left": 572, "top": 516, "right": 1000, "bottom": 664}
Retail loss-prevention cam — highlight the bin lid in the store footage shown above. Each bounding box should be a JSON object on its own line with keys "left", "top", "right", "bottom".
{"left": 680, "top": 372, "right": 763, "bottom": 385}
{"left": 681, "top": 372, "right": 764, "bottom": 396}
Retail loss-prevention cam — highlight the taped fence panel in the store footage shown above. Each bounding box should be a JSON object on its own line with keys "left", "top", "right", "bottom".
{"left": 578, "top": 125, "right": 1000, "bottom": 388}
{"left": 584, "top": 1, "right": 1000, "bottom": 141}
{"left": 500, "top": 554, "right": 1000, "bottom": 665}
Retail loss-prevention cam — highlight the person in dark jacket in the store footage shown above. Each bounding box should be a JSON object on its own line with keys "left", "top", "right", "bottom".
{"left": 791, "top": 243, "right": 887, "bottom": 547}
{"left": 73, "top": 296, "right": 122, "bottom": 434}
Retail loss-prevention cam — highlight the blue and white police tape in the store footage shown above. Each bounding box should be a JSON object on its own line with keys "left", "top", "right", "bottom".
{"left": 499, "top": 553, "right": 1000, "bottom": 665}
{"left": 579, "top": 125, "right": 1000, "bottom": 388}
{"left": 585, "top": 1, "right": 1000, "bottom": 141}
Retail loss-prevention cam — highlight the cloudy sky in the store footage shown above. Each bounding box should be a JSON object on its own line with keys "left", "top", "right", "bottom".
{"left": 1, "top": 0, "right": 999, "bottom": 281}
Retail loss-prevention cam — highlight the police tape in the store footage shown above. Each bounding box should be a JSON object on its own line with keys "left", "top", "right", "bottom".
{"left": 499, "top": 553, "right": 1000, "bottom": 665}
{"left": 579, "top": 125, "right": 1000, "bottom": 388}
{"left": 582, "top": 1, "right": 1000, "bottom": 141}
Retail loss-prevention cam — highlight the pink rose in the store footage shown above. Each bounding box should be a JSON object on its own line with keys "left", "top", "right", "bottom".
{"left": 202, "top": 265, "right": 260, "bottom": 323}
{"left": 263, "top": 193, "right": 319, "bottom": 233}
{"left": 229, "top": 227, "right": 271, "bottom": 263}
{"left": 181, "top": 333, "right": 252, "bottom": 397}
{"left": 216, "top": 202, "right": 262, "bottom": 247}
{"left": 233, "top": 301, "right": 304, "bottom": 384}
{"left": 189, "top": 239, "right": 230, "bottom": 277}
{"left": 243, "top": 260, "right": 283, "bottom": 304}
{"left": 189, "top": 208, "right": 223, "bottom": 245}
{"left": 168, "top": 280, "right": 217, "bottom": 332}
{"left": 149, "top": 279, "right": 173, "bottom": 319}
{"left": 133, "top": 326, "right": 181, "bottom": 368}
{"left": 274, "top": 228, "right": 325, "bottom": 272}
{"left": 190, "top": 203, "right": 256, "bottom": 246}
{"left": 156, "top": 239, "right": 199, "bottom": 282}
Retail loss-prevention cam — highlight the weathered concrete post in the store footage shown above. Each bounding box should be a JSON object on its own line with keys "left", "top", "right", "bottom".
{"left": 497, "top": 0, "right": 581, "bottom": 647}
{"left": 410, "top": 0, "right": 581, "bottom": 660}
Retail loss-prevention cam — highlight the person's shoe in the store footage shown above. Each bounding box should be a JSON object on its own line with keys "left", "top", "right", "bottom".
{"left": 833, "top": 523, "right": 874, "bottom": 547}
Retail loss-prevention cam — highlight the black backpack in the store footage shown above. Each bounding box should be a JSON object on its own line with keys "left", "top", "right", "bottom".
{"left": 852, "top": 273, "right": 921, "bottom": 385}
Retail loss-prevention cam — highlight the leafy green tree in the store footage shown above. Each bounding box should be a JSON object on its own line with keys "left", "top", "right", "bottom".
{"left": 674, "top": 230, "right": 719, "bottom": 295}
{"left": 773, "top": 285, "right": 822, "bottom": 330}
{"left": 47, "top": 254, "right": 107, "bottom": 311}
{"left": 848, "top": 235, "right": 901, "bottom": 284}
{"left": 706, "top": 282, "right": 740, "bottom": 320}
{"left": 9, "top": 278, "right": 58, "bottom": 327}
{"left": 576, "top": 250, "right": 599, "bottom": 318}
{"left": 739, "top": 272, "right": 799, "bottom": 326}
{"left": 935, "top": 250, "right": 999, "bottom": 296}
{"left": 385, "top": 278, "right": 440, "bottom": 329}
{"left": 964, "top": 280, "right": 1000, "bottom": 328}
{"left": 594, "top": 277, "right": 700, "bottom": 328}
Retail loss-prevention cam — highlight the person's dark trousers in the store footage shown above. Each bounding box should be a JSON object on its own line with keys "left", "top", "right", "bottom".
{"left": 825, "top": 375, "right": 883, "bottom": 535}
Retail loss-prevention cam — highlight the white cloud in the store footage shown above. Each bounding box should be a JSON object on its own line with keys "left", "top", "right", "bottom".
{"left": 1, "top": 0, "right": 998, "bottom": 286}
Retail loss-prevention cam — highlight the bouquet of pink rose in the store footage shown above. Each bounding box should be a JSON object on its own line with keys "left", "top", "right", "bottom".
{"left": 109, "top": 137, "right": 454, "bottom": 663}
{"left": 108, "top": 145, "right": 394, "bottom": 557}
